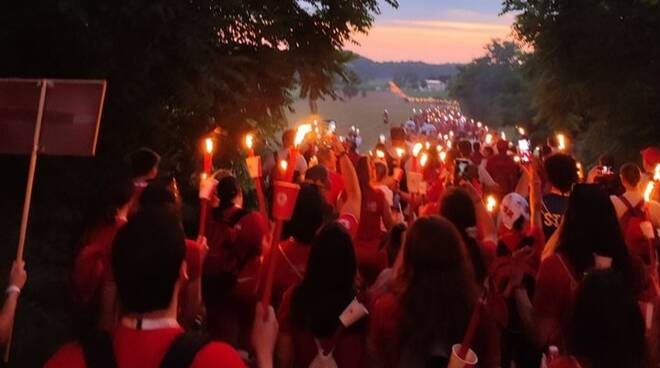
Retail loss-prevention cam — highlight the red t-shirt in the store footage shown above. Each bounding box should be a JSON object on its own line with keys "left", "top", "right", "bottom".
{"left": 533, "top": 254, "right": 578, "bottom": 347}
{"left": 45, "top": 325, "right": 245, "bottom": 368}
{"left": 336, "top": 213, "right": 359, "bottom": 240}
{"left": 486, "top": 154, "right": 520, "bottom": 196}
{"left": 369, "top": 293, "right": 500, "bottom": 367}
{"left": 278, "top": 287, "right": 367, "bottom": 368}
{"left": 548, "top": 356, "right": 583, "bottom": 368}
{"left": 357, "top": 189, "right": 386, "bottom": 242}
{"left": 273, "top": 239, "right": 310, "bottom": 306}
{"left": 71, "top": 219, "right": 127, "bottom": 306}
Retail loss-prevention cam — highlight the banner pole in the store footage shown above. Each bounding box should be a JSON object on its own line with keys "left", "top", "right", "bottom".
{"left": 4, "top": 79, "right": 48, "bottom": 363}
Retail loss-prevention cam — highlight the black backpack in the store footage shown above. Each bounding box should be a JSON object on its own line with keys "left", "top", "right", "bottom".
{"left": 81, "top": 331, "right": 210, "bottom": 368}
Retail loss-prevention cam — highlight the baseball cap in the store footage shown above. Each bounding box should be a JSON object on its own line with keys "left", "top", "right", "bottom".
{"left": 499, "top": 193, "right": 530, "bottom": 230}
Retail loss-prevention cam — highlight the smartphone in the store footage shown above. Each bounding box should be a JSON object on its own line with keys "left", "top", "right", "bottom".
{"left": 600, "top": 165, "right": 613, "bottom": 175}
{"left": 454, "top": 158, "right": 471, "bottom": 182}
{"left": 518, "top": 139, "right": 531, "bottom": 163}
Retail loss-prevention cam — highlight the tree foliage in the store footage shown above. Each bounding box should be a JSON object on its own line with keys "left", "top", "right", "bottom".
{"left": 448, "top": 40, "right": 535, "bottom": 128}
{"left": 503, "top": 0, "right": 660, "bottom": 161}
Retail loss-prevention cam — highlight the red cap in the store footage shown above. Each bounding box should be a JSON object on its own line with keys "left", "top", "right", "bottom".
{"left": 641, "top": 147, "right": 660, "bottom": 167}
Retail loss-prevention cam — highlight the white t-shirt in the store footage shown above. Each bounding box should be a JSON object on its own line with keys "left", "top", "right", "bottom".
{"left": 278, "top": 149, "right": 308, "bottom": 174}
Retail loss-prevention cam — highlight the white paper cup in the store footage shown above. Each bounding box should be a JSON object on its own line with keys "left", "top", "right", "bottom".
{"left": 339, "top": 298, "right": 369, "bottom": 327}
{"left": 407, "top": 172, "right": 424, "bottom": 194}
{"left": 246, "top": 156, "right": 262, "bottom": 178}
{"left": 640, "top": 221, "right": 656, "bottom": 240}
{"left": 447, "top": 344, "right": 478, "bottom": 368}
{"left": 199, "top": 177, "right": 218, "bottom": 200}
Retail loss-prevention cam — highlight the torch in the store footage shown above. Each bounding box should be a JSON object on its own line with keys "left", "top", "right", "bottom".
{"left": 245, "top": 133, "right": 268, "bottom": 219}
{"left": 198, "top": 137, "right": 214, "bottom": 238}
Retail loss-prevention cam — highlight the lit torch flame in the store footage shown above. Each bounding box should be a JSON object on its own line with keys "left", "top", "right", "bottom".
{"left": 485, "top": 134, "right": 493, "bottom": 145}
{"left": 486, "top": 196, "right": 497, "bottom": 213}
{"left": 294, "top": 124, "right": 312, "bottom": 147}
{"left": 395, "top": 147, "right": 405, "bottom": 158}
{"left": 376, "top": 149, "right": 385, "bottom": 159}
{"left": 644, "top": 182, "right": 655, "bottom": 203}
{"left": 518, "top": 127, "right": 526, "bottom": 136}
{"left": 205, "top": 138, "right": 214, "bottom": 154}
{"left": 654, "top": 164, "right": 660, "bottom": 181}
{"left": 420, "top": 153, "right": 428, "bottom": 167}
{"left": 412, "top": 143, "right": 423, "bottom": 157}
{"left": 556, "top": 133, "right": 566, "bottom": 151}
{"left": 439, "top": 151, "right": 447, "bottom": 162}
{"left": 279, "top": 160, "right": 288, "bottom": 172}
{"left": 244, "top": 133, "right": 254, "bottom": 150}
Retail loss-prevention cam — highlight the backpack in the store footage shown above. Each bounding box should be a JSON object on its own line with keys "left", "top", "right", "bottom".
{"left": 81, "top": 331, "right": 210, "bottom": 368}
{"left": 619, "top": 196, "right": 653, "bottom": 261}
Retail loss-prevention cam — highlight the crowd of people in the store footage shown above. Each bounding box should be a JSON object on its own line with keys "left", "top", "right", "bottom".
{"left": 3, "top": 105, "right": 659, "bottom": 367}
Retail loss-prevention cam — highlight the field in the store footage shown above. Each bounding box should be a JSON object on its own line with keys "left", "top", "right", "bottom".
{"left": 286, "top": 91, "right": 438, "bottom": 150}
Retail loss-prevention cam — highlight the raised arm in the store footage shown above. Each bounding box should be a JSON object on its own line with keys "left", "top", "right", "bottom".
{"left": 0, "top": 261, "right": 26, "bottom": 347}
{"left": 334, "top": 140, "right": 362, "bottom": 222}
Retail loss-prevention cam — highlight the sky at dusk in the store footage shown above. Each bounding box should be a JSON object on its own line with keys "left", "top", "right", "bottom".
{"left": 346, "top": 0, "right": 516, "bottom": 64}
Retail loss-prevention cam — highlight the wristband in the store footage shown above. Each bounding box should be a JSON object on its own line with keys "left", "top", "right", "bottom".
{"left": 6, "top": 286, "right": 20, "bottom": 295}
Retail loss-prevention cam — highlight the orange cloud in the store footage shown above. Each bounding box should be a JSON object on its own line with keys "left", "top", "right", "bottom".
{"left": 347, "top": 19, "right": 515, "bottom": 63}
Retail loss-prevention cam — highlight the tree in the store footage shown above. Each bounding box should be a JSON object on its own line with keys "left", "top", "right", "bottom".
{"left": 502, "top": 0, "right": 660, "bottom": 162}
{"left": 448, "top": 40, "right": 535, "bottom": 128}
{"left": 0, "top": 1, "right": 396, "bottom": 365}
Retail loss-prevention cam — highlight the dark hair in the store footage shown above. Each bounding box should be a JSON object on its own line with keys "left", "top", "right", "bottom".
{"left": 396, "top": 216, "right": 479, "bottom": 356}
{"left": 216, "top": 176, "right": 241, "bottom": 211}
{"left": 567, "top": 270, "right": 646, "bottom": 368}
{"left": 598, "top": 154, "right": 615, "bottom": 167}
{"left": 139, "top": 178, "right": 179, "bottom": 209}
{"left": 544, "top": 154, "right": 578, "bottom": 193}
{"left": 283, "top": 183, "right": 332, "bottom": 244}
{"left": 112, "top": 206, "right": 185, "bottom": 314}
{"left": 556, "top": 184, "right": 634, "bottom": 283}
{"left": 440, "top": 188, "right": 487, "bottom": 283}
{"left": 86, "top": 174, "right": 134, "bottom": 230}
{"left": 386, "top": 223, "right": 407, "bottom": 266}
{"left": 458, "top": 140, "right": 472, "bottom": 158}
{"left": 375, "top": 161, "right": 388, "bottom": 182}
{"left": 472, "top": 141, "right": 481, "bottom": 152}
{"left": 129, "top": 147, "right": 160, "bottom": 178}
{"left": 282, "top": 129, "right": 295, "bottom": 148}
{"left": 483, "top": 146, "right": 494, "bottom": 156}
{"left": 620, "top": 163, "right": 641, "bottom": 187}
{"left": 291, "top": 223, "right": 358, "bottom": 337}
{"left": 496, "top": 140, "right": 509, "bottom": 154}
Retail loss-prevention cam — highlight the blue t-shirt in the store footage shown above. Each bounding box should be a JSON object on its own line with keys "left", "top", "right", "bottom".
{"left": 541, "top": 193, "right": 569, "bottom": 240}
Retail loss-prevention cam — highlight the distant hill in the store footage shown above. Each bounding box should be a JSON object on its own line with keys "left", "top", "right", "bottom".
{"left": 347, "top": 55, "right": 460, "bottom": 82}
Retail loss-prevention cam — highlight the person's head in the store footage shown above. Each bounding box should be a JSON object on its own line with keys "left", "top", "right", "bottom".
{"left": 397, "top": 216, "right": 479, "bottom": 351}
{"left": 281, "top": 129, "right": 295, "bottom": 148}
{"left": 216, "top": 176, "right": 243, "bottom": 211}
{"left": 305, "top": 165, "right": 331, "bottom": 193}
{"left": 317, "top": 147, "right": 337, "bottom": 172}
{"left": 139, "top": 178, "right": 182, "bottom": 212}
{"left": 440, "top": 188, "right": 486, "bottom": 283}
{"left": 292, "top": 223, "right": 358, "bottom": 337}
{"left": 356, "top": 156, "right": 375, "bottom": 199}
{"left": 557, "top": 184, "right": 633, "bottom": 280}
{"left": 496, "top": 140, "right": 509, "bottom": 155}
{"left": 619, "top": 163, "right": 642, "bottom": 191}
{"left": 457, "top": 140, "right": 472, "bottom": 158}
{"left": 88, "top": 174, "right": 134, "bottom": 228}
{"left": 374, "top": 161, "right": 388, "bottom": 183}
{"left": 598, "top": 153, "right": 615, "bottom": 168}
{"left": 499, "top": 192, "right": 530, "bottom": 232}
{"left": 283, "top": 183, "right": 332, "bottom": 244}
{"left": 641, "top": 146, "right": 660, "bottom": 173}
{"left": 472, "top": 141, "right": 481, "bottom": 154}
{"left": 483, "top": 146, "right": 494, "bottom": 158}
{"left": 112, "top": 206, "right": 186, "bottom": 314}
{"left": 544, "top": 153, "right": 579, "bottom": 194}
{"left": 129, "top": 147, "right": 160, "bottom": 180}
{"left": 567, "top": 269, "right": 646, "bottom": 368}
